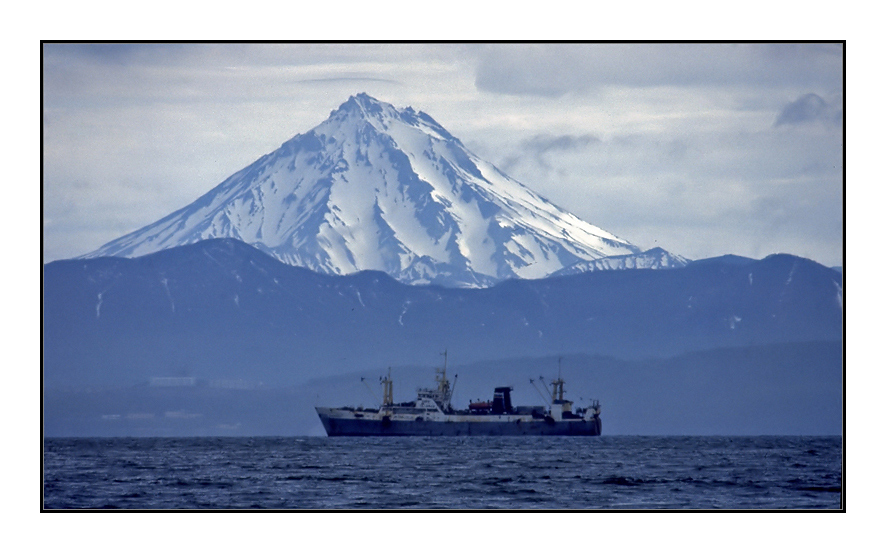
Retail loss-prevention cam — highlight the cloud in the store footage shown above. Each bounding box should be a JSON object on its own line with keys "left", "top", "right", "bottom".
{"left": 44, "top": 43, "right": 191, "bottom": 65}
{"left": 473, "top": 43, "right": 844, "bottom": 98}
{"left": 774, "top": 93, "right": 843, "bottom": 127}
{"left": 296, "top": 76, "right": 402, "bottom": 85}
{"left": 487, "top": 107, "right": 843, "bottom": 267}
{"left": 501, "top": 133, "right": 601, "bottom": 172}
{"left": 524, "top": 133, "right": 601, "bottom": 154}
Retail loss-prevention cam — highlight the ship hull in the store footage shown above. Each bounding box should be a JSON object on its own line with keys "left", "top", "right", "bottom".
{"left": 316, "top": 411, "right": 602, "bottom": 437}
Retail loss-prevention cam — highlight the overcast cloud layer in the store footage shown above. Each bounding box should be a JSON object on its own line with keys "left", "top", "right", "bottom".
{"left": 42, "top": 43, "right": 844, "bottom": 267}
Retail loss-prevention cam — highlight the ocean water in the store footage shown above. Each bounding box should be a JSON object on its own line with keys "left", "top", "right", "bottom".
{"left": 43, "top": 436, "right": 842, "bottom": 510}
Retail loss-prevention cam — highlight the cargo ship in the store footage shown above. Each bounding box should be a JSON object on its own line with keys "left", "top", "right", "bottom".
{"left": 315, "top": 355, "right": 602, "bottom": 436}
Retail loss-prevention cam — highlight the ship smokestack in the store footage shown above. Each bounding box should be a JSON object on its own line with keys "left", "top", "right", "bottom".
{"left": 492, "top": 387, "right": 513, "bottom": 414}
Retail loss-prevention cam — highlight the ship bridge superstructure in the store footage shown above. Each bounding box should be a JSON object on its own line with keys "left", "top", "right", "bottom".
{"left": 415, "top": 352, "right": 454, "bottom": 411}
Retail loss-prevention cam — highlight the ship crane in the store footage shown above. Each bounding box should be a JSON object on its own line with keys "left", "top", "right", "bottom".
{"left": 361, "top": 376, "right": 381, "bottom": 405}
{"left": 537, "top": 376, "right": 556, "bottom": 401}
{"left": 529, "top": 378, "right": 552, "bottom": 407}
{"left": 448, "top": 373, "right": 458, "bottom": 412}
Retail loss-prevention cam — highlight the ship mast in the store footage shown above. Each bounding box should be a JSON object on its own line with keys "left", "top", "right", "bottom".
{"left": 551, "top": 377, "right": 565, "bottom": 403}
{"left": 435, "top": 349, "right": 452, "bottom": 407}
{"left": 550, "top": 357, "right": 566, "bottom": 403}
{"left": 381, "top": 368, "right": 394, "bottom": 407}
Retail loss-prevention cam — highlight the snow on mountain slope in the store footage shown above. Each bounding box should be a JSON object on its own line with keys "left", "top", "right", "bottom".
{"left": 550, "top": 247, "right": 690, "bottom": 277}
{"left": 85, "top": 93, "right": 647, "bottom": 287}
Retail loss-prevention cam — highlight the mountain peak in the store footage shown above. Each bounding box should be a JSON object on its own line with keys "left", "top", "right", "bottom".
{"left": 328, "top": 94, "right": 456, "bottom": 143}
{"left": 333, "top": 92, "right": 389, "bottom": 118}
{"left": 86, "top": 95, "right": 647, "bottom": 287}
{"left": 331, "top": 93, "right": 425, "bottom": 128}
{"left": 352, "top": 91, "right": 383, "bottom": 107}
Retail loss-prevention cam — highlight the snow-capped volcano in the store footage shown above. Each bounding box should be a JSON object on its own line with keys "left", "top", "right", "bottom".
{"left": 86, "top": 93, "right": 644, "bottom": 287}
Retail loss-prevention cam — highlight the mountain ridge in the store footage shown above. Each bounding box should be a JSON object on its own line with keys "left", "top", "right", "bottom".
{"left": 46, "top": 238, "right": 844, "bottom": 391}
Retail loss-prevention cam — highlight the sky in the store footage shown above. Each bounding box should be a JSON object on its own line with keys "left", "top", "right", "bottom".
{"left": 24, "top": 18, "right": 877, "bottom": 550}
{"left": 42, "top": 42, "right": 844, "bottom": 267}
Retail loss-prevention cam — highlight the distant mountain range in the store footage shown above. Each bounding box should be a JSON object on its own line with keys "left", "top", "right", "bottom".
{"left": 84, "top": 93, "right": 666, "bottom": 288}
{"left": 45, "top": 238, "right": 843, "bottom": 390}
{"left": 44, "top": 343, "right": 843, "bottom": 437}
